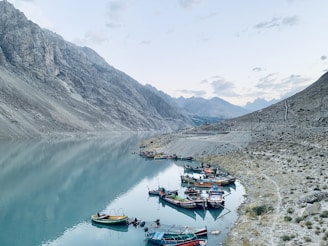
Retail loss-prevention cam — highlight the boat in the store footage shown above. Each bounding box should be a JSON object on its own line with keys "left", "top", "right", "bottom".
{"left": 159, "top": 192, "right": 197, "bottom": 209}
{"left": 141, "top": 219, "right": 208, "bottom": 237}
{"left": 207, "top": 183, "right": 225, "bottom": 209}
{"left": 186, "top": 194, "right": 207, "bottom": 209}
{"left": 180, "top": 175, "right": 197, "bottom": 184}
{"left": 91, "top": 213, "right": 129, "bottom": 225}
{"left": 146, "top": 231, "right": 197, "bottom": 245}
{"left": 149, "top": 187, "right": 178, "bottom": 196}
{"left": 184, "top": 187, "right": 201, "bottom": 195}
{"left": 163, "top": 238, "right": 207, "bottom": 246}
{"left": 193, "top": 179, "right": 230, "bottom": 188}
{"left": 181, "top": 174, "right": 233, "bottom": 187}
{"left": 180, "top": 156, "right": 193, "bottom": 161}
{"left": 91, "top": 221, "right": 129, "bottom": 232}
{"left": 184, "top": 165, "right": 203, "bottom": 173}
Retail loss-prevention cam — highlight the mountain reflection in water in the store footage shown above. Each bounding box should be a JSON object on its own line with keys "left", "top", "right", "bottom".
{"left": 0, "top": 133, "right": 245, "bottom": 246}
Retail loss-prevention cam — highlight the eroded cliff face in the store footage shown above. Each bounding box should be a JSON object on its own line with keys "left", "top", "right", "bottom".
{"left": 0, "top": 1, "right": 193, "bottom": 139}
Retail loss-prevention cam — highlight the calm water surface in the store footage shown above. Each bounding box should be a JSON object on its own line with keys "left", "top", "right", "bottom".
{"left": 0, "top": 134, "right": 245, "bottom": 246}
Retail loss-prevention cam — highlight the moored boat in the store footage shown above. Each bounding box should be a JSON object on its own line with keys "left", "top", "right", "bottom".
{"left": 159, "top": 192, "right": 197, "bottom": 209}
{"left": 206, "top": 183, "right": 225, "bottom": 209}
{"left": 141, "top": 220, "right": 207, "bottom": 237}
{"left": 149, "top": 187, "right": 178, "bottom": 196}
{"left": 91, "top": 213, "right": 129, "bottom": 225}
{"left": 146, "top": 231, "right": 197, "bottom": 245}
{"left": 184, "top": 164, "right": 203, "bottom": 173}
{"left": 163, "top": 238, "right": 207, "bottom": 246}
{"left": 193, "top": 178, "right": 231, "bottom": 188}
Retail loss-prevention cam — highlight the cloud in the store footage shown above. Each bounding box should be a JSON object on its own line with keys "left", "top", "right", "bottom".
{"left": 178, "top": 0, "right": 202, "bottom": 9}
{"left": 198, "top": 12, "right": 219, "bottom": 21}
{"left": 74, "top": 30, "right": 108, "bottom": 46}
{"left": 139, "top": 40, "right": 152, "bottom": 45}
{"left": 282, "top": 16, "right": 299, "bottom": 26}
{"left": 177, "top": 89, "right": 207, "bottom": 97}
{"left": 105, "top": 0, "right": 127, "bottom": 28}
{"left": 254, "top": 17, "right": 280, "bottom": 29}
{"left": 252, "top": 67, "right": 263, "bottom": 72}
{"left": 256, "top": 73, "right": 310, "bottom": 98}
{"left": 280, "top": 74, "right": 310, "bottom": 87}
{"left": 210, "top": 77, "right": 238, "bottom": 97}
{"left": 256, "top": 73, "right": 277, "bottom": 89}
{"left": 254, "top": 15, "right": 299, "bottom": 31}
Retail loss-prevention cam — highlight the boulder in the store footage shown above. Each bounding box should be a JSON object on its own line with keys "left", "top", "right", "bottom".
{"left": 298, "top": 202, "right": 321, "bottom": 217}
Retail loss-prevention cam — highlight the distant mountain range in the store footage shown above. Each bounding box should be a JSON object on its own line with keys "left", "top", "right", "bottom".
{"left": 174, "top": 96, "right": 249, "bottom": 125}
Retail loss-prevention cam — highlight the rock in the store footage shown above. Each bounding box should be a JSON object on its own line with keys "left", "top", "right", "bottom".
{"left": 300, "top": 192, "right": 328, "bottom": 204}
{"left": 298, "top": 202, "right": 321, "bottom": 217}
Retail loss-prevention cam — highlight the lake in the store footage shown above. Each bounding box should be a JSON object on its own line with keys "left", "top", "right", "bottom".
{"left": 0, "top": 133, "right": 245, "bottom": 246}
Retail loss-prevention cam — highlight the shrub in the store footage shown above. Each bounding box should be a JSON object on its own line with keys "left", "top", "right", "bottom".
{"left": 281, "top": 235, "right": 291, "bottom": 241}
{"left": 320, "top": 210, "right": 328, "bottom": 218}
{"left": 295, "top": 217, "right": 303, "bottom": 223}
{"left": 246, "top": 204, "right": 273, "bottom": 217}
{"left": 284, "top": 216, "right": 292, "bottom": 222}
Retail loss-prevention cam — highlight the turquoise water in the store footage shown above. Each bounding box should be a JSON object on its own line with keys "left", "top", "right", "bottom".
{"left": 0, "top": 134, "right": 245, "bottom": 246}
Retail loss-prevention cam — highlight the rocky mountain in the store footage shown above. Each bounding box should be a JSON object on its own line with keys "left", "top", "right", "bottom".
{"left": 0, "top": 1, "right": 194, "bottom": 139}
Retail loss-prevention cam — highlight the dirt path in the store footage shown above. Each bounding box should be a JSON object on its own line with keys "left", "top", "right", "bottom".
{"left": 262, "top": 173, "right": 282, "bottom": 245}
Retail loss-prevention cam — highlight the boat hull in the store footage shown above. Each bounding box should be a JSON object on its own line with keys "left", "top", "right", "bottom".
{"left": 91, "top": 214, "right": 129, "bottom": 225}
{"left": 160, "top": 195, "right": 197, "bottom": 209}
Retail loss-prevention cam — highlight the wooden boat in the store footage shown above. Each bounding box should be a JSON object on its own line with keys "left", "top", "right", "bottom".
{"left": 146, "top": 231, "right": 197, "bottom": 245}
{"left": 141, "top": 220, "right": 207, "bottom": 237}
{"left": 180, "top": 156, "right": 193, "bottom": 161}
{"left": 184, "top": 165, "right": 203, "bottom": 173}
{"left": 180, "top": 175, "right": 197, "bottom": 184}
{"left": 149, "top": 187, "right": 178, "bottom": 196}
{"left": 91, "top": 213, "right": 129, "bottom": 225}
{"left": 184, "top": 187, "right": 201, "bottom": 195}
{"left": 91, "top": 221, "right": 129, "bottom": 232}
{"left": 159, "top": 192, "right": 197, "bottom": 209}
{"left": 203, "top": 167, "right": 217, "bottom": 174}
{"left": 163, "top": 238, "right": 207, "bottom": 246}
{"left": 186, "top": 194, "right": 207, "bottom": 209}
{"left": 207, "top": 183, "right": 225, "bottom": 209}
{"left": 193, "top": 179, "right": 230, "bottom": 188}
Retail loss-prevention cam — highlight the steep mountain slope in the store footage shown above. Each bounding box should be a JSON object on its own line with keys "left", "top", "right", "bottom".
{"left": 0, "top": 1, "right": 193, "bottom": 139}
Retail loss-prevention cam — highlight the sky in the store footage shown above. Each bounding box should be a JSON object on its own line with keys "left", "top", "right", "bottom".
{"left": 7, "top": 0, "right": 328, "bottom": 106}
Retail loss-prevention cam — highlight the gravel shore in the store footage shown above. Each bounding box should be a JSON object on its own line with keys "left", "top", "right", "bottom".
{"left": 140, "top": 130, "right": 328, "bottom": 246}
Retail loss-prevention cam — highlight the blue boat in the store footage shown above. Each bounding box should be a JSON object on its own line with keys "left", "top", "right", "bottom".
{"left": 146, "top": 231, "right": 197, "bottom": 245}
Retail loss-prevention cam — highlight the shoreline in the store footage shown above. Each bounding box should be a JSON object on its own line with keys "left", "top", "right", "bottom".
{"left": 140, "top": 132, "right": 328, "bottom": 245}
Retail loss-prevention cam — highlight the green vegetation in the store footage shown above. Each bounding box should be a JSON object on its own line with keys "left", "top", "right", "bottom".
{"left": 320, "top": 210, "right": 328, "bottom": 218}
{"left": 295, "top": 216, "right": 303, "bottom": 223}
{"left": 281, "top": 235, "right": 291, "bottom": 241}
{"left": 245, "top": 204, "right": 274, "bottom": 217}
